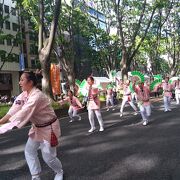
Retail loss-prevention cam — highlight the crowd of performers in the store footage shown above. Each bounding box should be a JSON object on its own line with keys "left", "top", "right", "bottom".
{"left": 0, "top": 71, "right": 180, "bottom": 180}
{"left": 61, "top": 74, "right": 180, "bottom": 129}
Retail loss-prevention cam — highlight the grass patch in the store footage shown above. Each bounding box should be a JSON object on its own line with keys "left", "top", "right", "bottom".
{"left": 0, "top": 104, "right": 11, "bottom": 118}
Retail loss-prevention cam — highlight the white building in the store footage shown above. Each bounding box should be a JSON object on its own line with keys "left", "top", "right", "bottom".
{"left": 0, "top": 0, "right": 38, "bottom": 97}
{"left": 0, "top": 0, "right": 20, "bottom": 97}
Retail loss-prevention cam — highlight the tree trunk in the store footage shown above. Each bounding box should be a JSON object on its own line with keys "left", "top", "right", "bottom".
{"left": 120, "top": 48, "right": 128, "bottom": 80}
{"left": 67, "top": 70, "right": 75, "bottom": 92}
{"left": 40, "top": 60, "right": 52, "bottom": 99}
{"left": 38, "top": 0, "right": 61, "bottom": 98}
{"left": 170, "top": 68, "right": 177, "bottom": 76}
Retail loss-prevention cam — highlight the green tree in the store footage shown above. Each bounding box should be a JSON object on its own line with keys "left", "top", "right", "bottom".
{"left": 54, "top": 2, "right": 98, "bottom": 90}
{"left": 135, "top": 0, "right": 179, "bottom": 76}
{"left": 164, "top": 0, "right": 180, "bottom": 76}
{"left": 88, "top": 0, "right": 121, "bottom": 78}
{"left": 113, "top": 0, "right": 159, "bottom": 78}
{"left": 16, "top": 0, "right": 61, "bottom": 98}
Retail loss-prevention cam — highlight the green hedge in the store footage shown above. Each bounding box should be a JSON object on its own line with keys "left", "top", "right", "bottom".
{"left": 52, "top": 101, "right": 69, "bottom": 110}
{"left": 0, "top": 96, "right": 107, "bottom": 118}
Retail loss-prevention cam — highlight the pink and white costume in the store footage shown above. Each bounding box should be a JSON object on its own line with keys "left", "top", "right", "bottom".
{"left": 0, "top": 87, "right": 63, "bottom": 179}
{"left": 87, "top": 85, "right": 104, "bottom": 132}
{"left": 162, "top": 82, "right": 172, "bottom": 111}
{"left": 61, "top": 96, "right": 82, "bottom": 122}
{"left": 174, "top": 80, "right": 180, "bottom": 104}
{"left": 120, "top": 84, "right": 138, "bottom": 116}
{"left": 135, "top": 85, "right": 151, "bottom": 125}
{"left": 106, "top": 88, "right": 115, "bottom": 111}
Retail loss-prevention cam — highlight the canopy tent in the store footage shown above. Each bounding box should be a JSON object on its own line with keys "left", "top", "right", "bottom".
{"left": 93, "top": 77, "right": 112, "bottom": 90}
{"left": 78, "top": 77, "right": 112, "bottom": 96}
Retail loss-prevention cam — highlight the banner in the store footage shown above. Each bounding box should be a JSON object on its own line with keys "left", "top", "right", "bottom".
{"left": 50, "top": 64, "right": 61, "bottom": 95}
{"left": 19, "top": 53, "right": 25, "bottom": 71}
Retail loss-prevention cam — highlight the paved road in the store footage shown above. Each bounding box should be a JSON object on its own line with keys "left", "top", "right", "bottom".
{"left": 0, "top": 98, "right": 180, "bottom": 180}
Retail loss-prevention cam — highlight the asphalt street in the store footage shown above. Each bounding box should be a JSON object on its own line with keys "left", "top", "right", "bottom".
{"left": 0, "top": 97, "right": 180, "bottom": 180}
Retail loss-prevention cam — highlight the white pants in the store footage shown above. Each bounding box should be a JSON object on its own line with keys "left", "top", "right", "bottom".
{"left": 68, "top": 106, "right": 81, "bottom": 120}
{"left": 139, "top": 104, "right": 151, "bottom": 122}
{"left": 88, "top": 109, "right": 104, "bottom": 129}
{"left": 120, "top": 95, "right": 137, "bottom": 114}
{"left": 163, "top": 96, "right": 171, "bottom": 111}
{"left": 106, "top": 97, "right": 114, "bottom": 108}
{"left": 25, "top": 138, "right": 63, "bottom": 179}
{"left": 175, "top": 92, "right": 180, "bottom": 104}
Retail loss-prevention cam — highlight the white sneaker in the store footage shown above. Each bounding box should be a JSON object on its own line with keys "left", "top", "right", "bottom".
{"left": 112, "top": 108, "right": 115, "bottom": 111}
{"left": 69, "top": 119, "right": 73, "bottom": 123}
{"left": 54, "top": 172, "right": 63, "bottom": 180}
{"left": 106, "top": 108, "right": 110, "bottom": 111}
{"left": 133, "top": 112, "right": 138, "bottom": 115}
{"left": 78, "top": 116, "right": 82, "bottom": 121}
{"left": 143, "top": 121, "right": 148, "bottom": 126}
{"left": 88, "top": 127, "right": 96, "bottom": 133}
{"left": 120, "top": 113, "right": 123, "bottom": 117}
{"left": 164, "top": 109, "right": 168, "bottom": 112}
{"left": 99, "top": 127, "right": 104, "bottom": 132}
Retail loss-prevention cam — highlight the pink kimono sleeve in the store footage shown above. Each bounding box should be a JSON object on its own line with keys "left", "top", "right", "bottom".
{"left": 7, "top": 93, "right": 25, "bottom": 117}
{"left": 9, "top": 94, "right": 39, "bottom": 128}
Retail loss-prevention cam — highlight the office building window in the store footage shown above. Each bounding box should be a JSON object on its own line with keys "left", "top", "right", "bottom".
{"left": 12, "top": 23, "right": 18, "bottom": 31}
{"left": 99, "top": 21, "right": 106, "bottom": 30}
{"left": 0, "top": 22, "right": 3, "bottom": 29}
{"left": 5, "top": 21, "right": 10, "bottom": 30}
{"left": 4, "top": 5, "right": 9, "bottom": 13}
{"left": 98, "top": 13, "right": 105, "bottom": 22}
{"left": 0, "top": 39, "right": 4, "bottom": 45}
{"left": 0, "top": 3, "right": 3, "bottom": 12}
{"left": 11, "top": 7, "right": 16, "bottom": 16}
{"left": 13, "top": 39, "right": 18, "bottom": 47}
{"left": 0, "top": 73, "right": 12, "bottom": 85}
{"left": 7, "top": 39, "right": 12, "bottom": 46}
{"left": 88, "top": 8, "right": 97, "bottom": 18}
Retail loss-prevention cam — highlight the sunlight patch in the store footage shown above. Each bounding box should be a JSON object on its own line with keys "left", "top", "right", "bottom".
{"left": 0, "top": 159, "right": 26, "bottom": 171}
{"left": 0, "top": 144, "right": 25, "bottom": 155}
{"left": 122, "top": 154, "right": 159, "bottom": 171}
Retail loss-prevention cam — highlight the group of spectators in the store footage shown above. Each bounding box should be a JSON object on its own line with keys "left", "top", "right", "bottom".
{"left": 0, "top": 95, "right": 17, "bottom": 104}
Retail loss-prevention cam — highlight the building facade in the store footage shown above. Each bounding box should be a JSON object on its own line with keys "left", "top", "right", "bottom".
{"left": 0, "top": 0, "right": 20, "bottom": 97}
{"left": 0, "top": 0, "right": 38, "bottom": 98}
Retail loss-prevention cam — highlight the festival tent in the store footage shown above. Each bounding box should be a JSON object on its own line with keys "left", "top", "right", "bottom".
{"left": 93, "top": 77, "right": 112, "bottom": 90}
{"left": 78, "top": 77, "right": 112, "bottom": 96}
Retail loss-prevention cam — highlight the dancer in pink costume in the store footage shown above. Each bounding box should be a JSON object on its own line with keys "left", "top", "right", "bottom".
{"left": 133, "top": 80, "right": 151, "bottom": 126}
{"left": 86, "top": 76, "right": 104, "bottom": 132}
{"left": 174, "top": 78, "right": 180, "bottom": 105}
{"left": 106, "top": 87, "right": 115, "bottom": 111}
{"left": 0, "top": 72, "right": 63, "bottom": 180}
{"left": 120, "top": 80, "right": 138, "bottom": 117}
{"left": 59, "top": 90, "right": 83, "bottom": 122}
{"left": 162, "top": 77, "right": 173, "bottom": 112}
